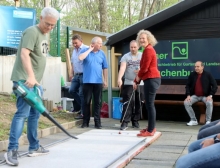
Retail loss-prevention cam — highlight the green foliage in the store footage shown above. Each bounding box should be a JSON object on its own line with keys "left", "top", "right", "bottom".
{"left": 10, "top": 93, "right": 16, "bottom": 102}
{"left": 0, "top": 0, "right": 14, "bottom": 6}
{"left": 55, "top": 102, "right": 62, "bottom": 107}
{"left": 62, "top": 0, "right": 100, "bottom": 31}
{"left": 161, "top": 0, "right": 180, "bottom": 10}
{"left": 38, "top": 120, "right": 53, "bottom": 129}
{"left": 22, "top": 123, "right": 27, "bottom": 134}
{"left": 49, "top": 26, "right": 67, "bottom": 62}
{"left": 49, "top": 27, "right": 58, "bottom": 57}
{"left": 60, "top": 43, "right": 67, "bottom": 62}
{"left": 0, "top": 123, "right": 10, "bottom": 140}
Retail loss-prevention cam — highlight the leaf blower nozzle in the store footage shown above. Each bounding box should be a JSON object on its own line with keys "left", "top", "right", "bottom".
{"left": 13, "top": 81, "right": 78, "bottom": 139}
{"left": 41, "top": 110, "right": 77, "bottom": 139}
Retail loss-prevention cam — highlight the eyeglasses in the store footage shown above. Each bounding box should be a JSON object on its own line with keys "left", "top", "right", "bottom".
{"left": 44, "top": 21, "right": 56, "bottom": 28}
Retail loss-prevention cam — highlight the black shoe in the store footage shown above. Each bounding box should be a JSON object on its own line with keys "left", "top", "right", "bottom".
{"left": 74, "top": 114, "right": 83, "bottom": 119}
{"left": 72, "top": 109, "right": 80, "bottom": 113}
{"left": 81, "top": 123, "right": 89, "bottom": 128}
{"left": 120, "top": 122, "right": 128, "bottom": 130}
{"left": 95, "top": 122, "right": 102, "bottom": 129}
{"left": 132, "top": 121, "right": 140, "bottom": 128}
{"left": 95, "top": 125, "right": 102, "bottom": 129}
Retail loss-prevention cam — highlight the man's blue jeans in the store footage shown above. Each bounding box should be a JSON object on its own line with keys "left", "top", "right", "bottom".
{"left": 8, "top": 82, "right": 42, "bottom": 151}
{"left": 69, "top": 74, "right": 84, "bottom": 114}
{"left": 176, "top": 134, "right": 220, "bottom": 168}
{"left": 198, "top": 119, "right": 220, "bottom": 139}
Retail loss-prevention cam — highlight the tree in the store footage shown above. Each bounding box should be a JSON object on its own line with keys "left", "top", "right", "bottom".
{"left": 138, "top": 0, "right": 180, "bottom": 20}
{"left": 154, "top": 0, "right": 180, "bottom": 14}
{"left": 99, "top": 0, "right": 107, "bottom": 32}
{"left": 0, "top": 0, "right": 179, "bottom": 58}
{"left": 1, "top": 0, "right": 179, "bottom": 34}
{"left": 139, "top": 0, "right": 147, "bottom": 21}
{"left": 0, "top": 0, "right": 14, "bottom": 6}
{"left": 147, "top": 0, "right": 157, "bottom": 16}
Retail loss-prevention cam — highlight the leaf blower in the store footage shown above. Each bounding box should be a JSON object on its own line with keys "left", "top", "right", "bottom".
{"left": 13, "top": 81, "right": 78, "bottom": 139}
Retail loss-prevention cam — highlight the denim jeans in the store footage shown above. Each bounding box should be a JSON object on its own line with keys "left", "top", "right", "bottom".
{"left": 8, "top": 82, "right": 43, "bottom": 151}
{"left": 184, "top": 95, "right": 213, "bottom": 121}
{"left": 143, "top": 78, "right": 161, "bottom": 132}
{"left": 69, "top": 74, "right": 84, "bottom": 114}
{"left": 83, "top": 84, "right": 102, "bottom": 124}
{"left": 197, "top": 119, "right": 220, "bottom": 139}
{"left": 176, "top": 134, "right": 220, "bottom": 168}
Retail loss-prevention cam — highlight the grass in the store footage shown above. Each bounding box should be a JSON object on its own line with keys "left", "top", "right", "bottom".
{"left": 0, "top": 94, "right": 75, "bottom": 141}
{"left": 0, "top": 123, "right": 10, "bottom": 140}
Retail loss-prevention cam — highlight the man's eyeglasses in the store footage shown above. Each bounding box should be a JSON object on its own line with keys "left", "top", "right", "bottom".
{"left": 44, "top": 21, "right": 56, "bottom": 28}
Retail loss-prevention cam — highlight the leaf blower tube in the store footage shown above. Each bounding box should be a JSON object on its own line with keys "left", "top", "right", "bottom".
{"left": 13, "top": 81, "right": 78, "bottom": 139}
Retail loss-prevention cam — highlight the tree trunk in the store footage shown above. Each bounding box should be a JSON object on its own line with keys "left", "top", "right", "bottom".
{"left": 44, "top": 0, "right": 49, "bottom": 7}
{"left": 128, "top": 0, "right": 131, "bottom": 24}
{"left": 147, "top": 0, "right": 157, "bottom": 16}
{"left": 139, "top": 0, "right": 147, "bottom": 21}
{"left": 99, "top": 0, "right": 108, "bottom": 32}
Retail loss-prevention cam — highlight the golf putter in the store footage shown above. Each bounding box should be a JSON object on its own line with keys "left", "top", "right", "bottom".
{"left": 121, "top": 89, "right": 135, "bottom": 124}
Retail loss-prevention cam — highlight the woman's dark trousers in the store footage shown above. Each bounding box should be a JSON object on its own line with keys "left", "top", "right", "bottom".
{"left": 143, "top": 78, "right": 161, "bottom": 132}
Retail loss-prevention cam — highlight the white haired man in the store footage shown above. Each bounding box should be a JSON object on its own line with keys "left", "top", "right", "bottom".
{"left": 79, "top": 37, "right": 108, "bottom": 129}
{"left": 4, "top": 7, "right": 59, "bottom": 166}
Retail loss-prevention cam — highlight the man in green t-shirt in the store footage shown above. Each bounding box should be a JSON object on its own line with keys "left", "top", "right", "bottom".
{"left": 4, "top": 7, "right": 59, "bottom": 166}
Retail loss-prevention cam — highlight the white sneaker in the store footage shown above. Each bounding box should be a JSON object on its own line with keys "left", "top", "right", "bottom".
{"left": 187, "top": 120, "right": 198, "bottom": 126}
{"left": 206, "top": 121, "right": 211, "bottom": 125}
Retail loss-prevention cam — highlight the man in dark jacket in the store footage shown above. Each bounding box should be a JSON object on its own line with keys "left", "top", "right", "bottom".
{"left": 184, "top": 61, "right": 218, "bottom": 126}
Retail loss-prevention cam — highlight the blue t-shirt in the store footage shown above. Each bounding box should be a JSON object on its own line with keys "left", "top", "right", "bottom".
{"left": 80, "top": 48, "right": 108, "bottom": 83}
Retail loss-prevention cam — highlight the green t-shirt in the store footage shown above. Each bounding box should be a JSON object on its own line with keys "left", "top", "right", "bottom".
{"left": 11, "top": 26, "right": 48, "bottom": 83}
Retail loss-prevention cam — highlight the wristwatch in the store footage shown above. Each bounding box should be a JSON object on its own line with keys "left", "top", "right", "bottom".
{"left": 213, "top": 135, "right": 220, "bottom": 143}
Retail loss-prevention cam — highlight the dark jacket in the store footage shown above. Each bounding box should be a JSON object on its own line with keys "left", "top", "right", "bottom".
{"left": 185, "top": 70, "right": 218, "bottom": 96}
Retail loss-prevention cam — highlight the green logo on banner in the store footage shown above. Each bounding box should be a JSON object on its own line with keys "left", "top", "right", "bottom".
{"left": 172, "top": 42, "right": 188, "bottom": 59}
{"left": 138, "top": 47, "right": 144, "bottom": 53}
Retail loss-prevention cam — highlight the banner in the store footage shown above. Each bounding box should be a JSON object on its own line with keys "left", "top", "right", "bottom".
{"left": 0, "top": 6, "right": 36, "bottom": 48}
{"left": 154, "top": 38, "right": 220, "bottom": 79}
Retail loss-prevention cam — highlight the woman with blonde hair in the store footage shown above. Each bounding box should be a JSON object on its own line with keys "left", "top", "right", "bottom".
{"left": 134, "top": 29, "right": 161, "bottom": 137}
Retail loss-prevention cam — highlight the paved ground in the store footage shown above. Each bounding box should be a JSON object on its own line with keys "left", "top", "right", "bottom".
{"left": 0, "top": 118, "right": 201, "bottom": 168}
